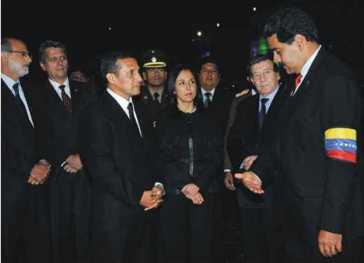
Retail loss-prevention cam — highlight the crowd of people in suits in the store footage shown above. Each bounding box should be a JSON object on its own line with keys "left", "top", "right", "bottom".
{"left": 2, "top": 7, "right": 364, "bottom": 263}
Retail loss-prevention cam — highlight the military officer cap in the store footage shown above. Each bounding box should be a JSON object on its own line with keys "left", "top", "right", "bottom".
{"left": 142, "top": 49, "right": 167, "bottom": 68}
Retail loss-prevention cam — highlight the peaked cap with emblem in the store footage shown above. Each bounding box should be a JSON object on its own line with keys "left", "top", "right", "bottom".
{"left": 142, "top": 49, "right": 168, "bottom": 69}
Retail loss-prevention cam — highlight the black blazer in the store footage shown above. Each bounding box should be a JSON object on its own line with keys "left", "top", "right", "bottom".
{"left": 79, "top": 91, "right": 155, "bottom": 261}
{"left": 1, "top": 79, "right": 36, "bottom": 222}
{"left": 252, "top": 48, "right": 363, "bottom": 241}
{"left": 154, "top": 106, "right": 223, "bottom": 195}
{"left": 1, "top": 79, "right": 52, "bottom": 263}
{"left": 30, "top": 79, "right": 95, "bottom": 167}
{"left": 227, "top": 87, "right": 285, "bottom": 207}
{"left": 133, "top": 86, "right": 171, "bottom": 128}
{"left": 80, "top": 90, "right": 154, "bottom": 209}
{"left": 197, "top": 84, "right": 235, "bottom": 134}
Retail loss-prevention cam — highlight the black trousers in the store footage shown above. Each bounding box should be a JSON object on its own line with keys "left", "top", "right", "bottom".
{"left": 90, "top": 193, "right": 150, "bottom": 263}
{"left": 283, "top": 234, "right": 363, "bottom": 263}
{"left": 159, "top": 194, "right": 212, "bottom": 263}
{"left": 2, "top": 185, "right": 50, "bottom": 263}
{"left": 239, "top": 206, "right": 274, "bottom": 263}
{"left": 50, "top": 172, "right": 77, "bottom": 263}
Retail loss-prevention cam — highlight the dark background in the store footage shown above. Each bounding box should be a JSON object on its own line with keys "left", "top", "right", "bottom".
{"left": 3, "top": 0, "right": 364, "bottom": 89}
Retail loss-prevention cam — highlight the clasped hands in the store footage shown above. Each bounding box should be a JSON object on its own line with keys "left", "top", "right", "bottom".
{"left": 61, "top": 154, "right": 83, "bottom": 173}
{"left": 28, "top": 159, "right": 51, "bottom": 185}
{"left": 140, "top": 185, "right": 165, "bottom": 211}
{"left": 181, "top": 183, "right": 204, "bottom": 205}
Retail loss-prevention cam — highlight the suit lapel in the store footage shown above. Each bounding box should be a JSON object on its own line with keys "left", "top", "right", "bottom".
{"left": 102, "top": 92, "right": 142, "bottom": 137}
{"left": 45, "top": 80, "right": 68, "bottom": 113}
{"left": 70, "top": 80, "right": 83, "bottom": 112}
{"left": 285, "top": 48, "right": 326, "bottom": 121}
{"left": 2, "top": 79, "right": 33, "bottom": 129}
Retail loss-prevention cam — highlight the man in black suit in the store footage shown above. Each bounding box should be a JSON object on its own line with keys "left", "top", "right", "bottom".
{"left": 1, "top": 37, "right": 51, "bottom": 263}
{"left": 80, "top": 51, "right": 164, "bottom": 263}
{"left": 196, "top": 56, "right": 235, "bottom": 263}
{"left": 32, "top": 40, "right": 95, "bottom": 263}
{"left": 236, "top": 8, "right": 363, "bottom": 263}
{"left": 134, "top": 49, "right": 170, "bottom": 129}
{"left": 228, "top": 55, "right": 285, "bottom": 263}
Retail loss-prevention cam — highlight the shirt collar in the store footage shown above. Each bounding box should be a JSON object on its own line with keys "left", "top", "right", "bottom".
{"left": 107, "top": 88, "right": 133, "bottom": 115}
{"left": 2, "top": 73, "right": 20, "bottom": 96}
{"left": 201, "top": 87, "right": 216, "bottom": 97}
{"left": 260, "top": 85, "right": 279, "bottom": 101}
{"left": 300, "top": 45, "right": 322, "bottom": 80}
{"left": 48, "top": 77, "right": 70, "bottom": 90}
{"left": 148, "top": 87, "right": 164, "bottom": 97}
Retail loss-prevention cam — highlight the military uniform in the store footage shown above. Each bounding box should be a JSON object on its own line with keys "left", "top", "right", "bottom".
{"left": 134, "top": 49, "right": 171, "bottom": 129}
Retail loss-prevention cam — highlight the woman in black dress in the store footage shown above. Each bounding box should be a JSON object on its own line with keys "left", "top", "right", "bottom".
{"left": 155, "top": 64, "right": 223, "bottom": 263}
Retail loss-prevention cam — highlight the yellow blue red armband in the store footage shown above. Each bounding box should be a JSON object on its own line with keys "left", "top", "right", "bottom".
{"left": 325, "top": 128, "right": 357, "bottom": 164}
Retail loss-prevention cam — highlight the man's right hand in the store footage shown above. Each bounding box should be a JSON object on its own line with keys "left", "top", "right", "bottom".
{"left": 235, "top": 171, "right": 264, "bottom": 194}
{"left": 28, "top": 161, "right": 51, "bottom": 185}
{"left": 140, "top": 190, "right": 163, "bottom": 211}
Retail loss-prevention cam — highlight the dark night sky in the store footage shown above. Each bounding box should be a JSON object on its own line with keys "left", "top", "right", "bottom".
{"left": 3, "top": 0, "right": 364, "bottom": 87}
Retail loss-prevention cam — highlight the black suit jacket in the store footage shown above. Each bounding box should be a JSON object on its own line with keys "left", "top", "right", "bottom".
{"left": 1, "top": 79, "right": 50, "bottom": 263}
{"left": 197, "top": 84, "right": 234, "bottom": 134}
{"left": 30, "top": 79, "right": 95, "bottom": 167}
{"left": 1, "top": 79, "right": 35, "bottom": 223}
{"left": 228, "top": 87, "right": 285, "bottom": 207}
{"left": 134, "top": 86, "right": 171, "bottom": 128}
{"left": 252, "top": 48, "right": 363, "bottom": 243}
{"left": 29, "top": 79, "right": 95, "bottom": 262}
{"left": 80, "top": 91, "right": 155, "bottom": 261}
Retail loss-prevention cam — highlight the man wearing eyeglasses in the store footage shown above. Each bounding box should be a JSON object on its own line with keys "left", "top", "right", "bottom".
{"left": 1, "top": 37, "right": 51, "bottom": 263}
{"left": 29, "top": 40, "right": 95, "bottom": 263}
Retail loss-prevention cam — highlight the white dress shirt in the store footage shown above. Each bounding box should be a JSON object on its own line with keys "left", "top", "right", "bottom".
{"left": 292, "top": 45, "right": 322, "bottom": 95}
{"left": 107, "top": 88, "right": 143, "bottom": 137}
{"left": 2, "top": 74, "right": 34, "bottom": 126}
{"left": 201, "top": 87, "right": 216, "bottom": 103}
{"left": 48, "top": 78, "right": 72, "bottom": 100}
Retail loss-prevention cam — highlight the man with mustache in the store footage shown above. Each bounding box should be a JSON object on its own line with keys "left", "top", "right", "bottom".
{"left": 1, "top": 37, "right": 51, "bottom": 263}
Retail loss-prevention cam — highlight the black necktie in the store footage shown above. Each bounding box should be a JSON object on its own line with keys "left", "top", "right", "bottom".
{"left": 13, "top": 83, "right": 30, "bottom": 120}
{"left": 153, "top": 92, "right": 160, "bottom": 103}
{"left": 204, "top": 92, "right": 212, "bottom": 108}
{"left": 258, "top": 98, "right": 269, "bottom": 129}
{"left": 127, "top": 102, "right": 141, "bottom": 137}
{"left": 59, "top": 85, "right": 72, "bottom": 113}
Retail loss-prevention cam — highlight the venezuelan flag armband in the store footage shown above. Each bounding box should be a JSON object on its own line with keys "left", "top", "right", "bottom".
{"left": 325, "top": 128, "right": 357, "bottom": 164}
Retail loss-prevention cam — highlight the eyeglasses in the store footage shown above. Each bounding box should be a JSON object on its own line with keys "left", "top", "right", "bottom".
{"left": 8, "top": 50, "right": 32, "bottom": 58}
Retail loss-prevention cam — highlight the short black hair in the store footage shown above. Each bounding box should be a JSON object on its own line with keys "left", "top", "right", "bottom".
{"left": 100, "top": 51, "right": 134, "bottom": 83}
{"left": 247, "top": 54, "right": 279, "bottom": 77}
{"left": 198, "top": 55, "right": 220, "bottom": 72}
{"left": 263, "top": 7, "right": 319, "bottom": 44}
{"left": 39, "top": 40, "right": 67, "bottom": 63}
